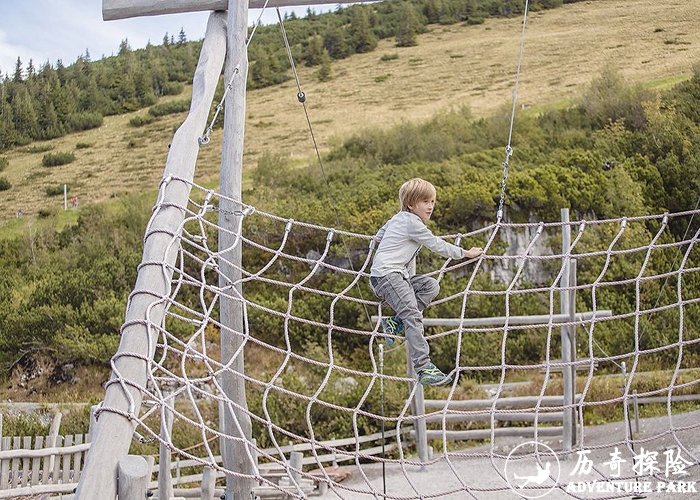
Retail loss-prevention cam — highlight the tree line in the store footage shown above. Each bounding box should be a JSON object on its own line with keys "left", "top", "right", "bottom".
{"left": 0, "top": 0, "right": 577, "bottom": 151}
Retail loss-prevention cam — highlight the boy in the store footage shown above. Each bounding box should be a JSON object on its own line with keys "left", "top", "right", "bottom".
{"left": 370, "top": 178, "right": 483, "bottom": 386}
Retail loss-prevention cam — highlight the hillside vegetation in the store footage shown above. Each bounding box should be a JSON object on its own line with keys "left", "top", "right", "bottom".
{"left": 0, "top": 0, "right": 700, "bottom": 414}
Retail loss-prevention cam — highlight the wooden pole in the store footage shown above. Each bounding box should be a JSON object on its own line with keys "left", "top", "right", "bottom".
{"left": 218, "top": 1, "right": 254, "bottom": 499}
{"left": 406, "top": 351, "right": 428, "bottom": 463}
{"left": 117, "top": 455, "right": 150, "bottom": 500}
{"left": 74, "top": 12, "right": 227, "bottom": 498}
{"left": 560, "top": 208, "right": 573, "bottom": 454}
{"left": 201, "top": 467, "right": 216, "bottom": 500}
{"left": 103, "top": 0, "right": 373, "bottom": 20}
{"left": 569, "top": 258, "right": 577, "bottom": 445}
{"left": 158, "top": 392, "right": 174, "bottom": 500}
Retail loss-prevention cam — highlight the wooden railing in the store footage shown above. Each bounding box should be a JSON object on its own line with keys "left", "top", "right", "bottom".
{"left": 0, "top": 433, "right": 90, "bottom": 499}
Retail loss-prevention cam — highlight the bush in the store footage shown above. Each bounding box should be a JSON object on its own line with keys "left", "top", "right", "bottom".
{"left": 148, "top": 99, "right": 191, "bottom": 117}
{"left": 162, "top": 81, "right": 185, "bottom": 96}
{"left": 46, "top": 185, "right": 66, "bottom": 197}
{"left": 0, "top": 156, "right": 8, "bottom": 172}
{"left": 75, "top": 142, "right": 92, "bottom": 149}
{"left": 68, "top": 112, "right": 103, "bottom": 132}
{"left": 42, "top": 152, "right": 76, "bottom": 167}
{"left": 129, "top": 114, "right": 156, "bottom": 127}
{"left": 0, "top": 176, "right": 11, "bottom": 191}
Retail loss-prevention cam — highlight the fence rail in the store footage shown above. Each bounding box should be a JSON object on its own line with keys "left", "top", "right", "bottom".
{"left": 0, "top": 433, "right": 90, "bottom": 499}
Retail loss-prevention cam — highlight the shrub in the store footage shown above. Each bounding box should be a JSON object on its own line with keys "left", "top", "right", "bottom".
{"left": 46, "top": 185, "right": 66, "bottom": 197}
{"left": 68, "top": 112, "right": 103, "bottom": 132}
{"left": 75, "top": 142, "right": 92, "bottom": 149}
{"left": 0, "top": 156, "right": 8, "bottom": 172}
{"left": 148, "top": 99, "right": 191, "bottom": 117}
{"left": 42, "top": 152, "right": 76, "bottom": 167}
{"left": 380, "top": 53, "right": 399, "bottom": 62}
{"left": 129, "top": 114, "right": 156, "bottom": 127}
{"left": 162, "top": 81, "right": 185, "bottom": 96}
{"left": 0, "top": 176, "right": 11, "bottom": 191}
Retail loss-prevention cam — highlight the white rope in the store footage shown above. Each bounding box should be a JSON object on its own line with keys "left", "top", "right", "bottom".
{"left": 94, "top": 175, "right": 700, "bottom": 499}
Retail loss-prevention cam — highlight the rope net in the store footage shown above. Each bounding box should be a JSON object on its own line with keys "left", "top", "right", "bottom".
{"left": 102, "top": 175, "right": 700, "bottom": 499}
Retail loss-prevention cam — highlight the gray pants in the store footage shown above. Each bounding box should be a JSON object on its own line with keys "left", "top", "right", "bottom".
{"left": 370, "top": 272, "right": 440, "bottom": 373}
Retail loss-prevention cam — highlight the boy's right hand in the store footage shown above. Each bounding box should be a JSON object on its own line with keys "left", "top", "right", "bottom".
{"left": 463, "top": 247, "right": 484, "bottom": 259}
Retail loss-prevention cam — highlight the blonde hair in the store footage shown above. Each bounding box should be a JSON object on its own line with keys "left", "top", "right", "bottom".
{"left": 399, "top": 178, "right": 436, "bottom": 211}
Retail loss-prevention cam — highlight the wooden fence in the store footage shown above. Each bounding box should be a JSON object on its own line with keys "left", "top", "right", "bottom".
{"left": 0, "top": 433, "right": 90, "bottom": 499}
{"left": 161, "top": 427, "right": 409, "bottom": 499}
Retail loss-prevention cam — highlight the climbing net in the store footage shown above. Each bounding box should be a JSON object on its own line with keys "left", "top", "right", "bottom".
{"left": 100, "top": 173, "right": 700, "bottom": 499}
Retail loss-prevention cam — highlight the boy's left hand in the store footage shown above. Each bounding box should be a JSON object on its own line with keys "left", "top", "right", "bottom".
{"left": 464, "top": 247, "right": 484, "bottom": 259}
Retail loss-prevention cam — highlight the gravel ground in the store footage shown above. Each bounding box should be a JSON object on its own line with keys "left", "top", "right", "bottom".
{"left": 319, "top": 410, "right": 700, "bottom": 500}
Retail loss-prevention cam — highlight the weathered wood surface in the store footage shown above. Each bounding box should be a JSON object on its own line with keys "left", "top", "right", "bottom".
{"left": 73, "top": 11, "right": 228, "bottom": 500}
{"left": 103, "top": 0, "right": 371, "bottom": 21}
{"left": 0, "top": 434, "right": 90, "bottom": 499}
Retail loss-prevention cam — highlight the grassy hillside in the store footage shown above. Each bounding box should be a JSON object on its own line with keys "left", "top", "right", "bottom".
{"left": 2, "top": 0, "right": 700, "bottom": 232}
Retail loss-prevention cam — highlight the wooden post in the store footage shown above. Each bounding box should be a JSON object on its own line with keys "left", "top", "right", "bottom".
{"left": 290, "top": 451, "right": 303, "bottom": 483}
{"left": 47, "top": 412, "right": 62, "bottom": 479}
{"left": 407, "top": 350, "right": 428, "bottom": 463}
{"left": 218, "top": 1, "right": 255, "bottom": 499}
{"left": 88, "top": 404, "right": 100, "bottom": 442}
{"left": 118, "top": 455, "right": 150, "bottom": 500}
{"left": 74, "top": 12, "right": 227, "bottom": 499}
{"left": 560, "top": 208, "right": 573, "bottom": 454}
{"left": 201, "top": 466, "right": 216, "bottom": 500}
{"left": 158, "top": 392, "right": 174, "bottom": 500}
{"left": 569, "top": 258, "right": 577, "bottom": 445}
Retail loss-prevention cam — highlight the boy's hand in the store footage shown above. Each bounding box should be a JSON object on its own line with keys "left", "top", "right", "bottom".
{"left": 463, "top": 247, "right": 484, "bottom": 259}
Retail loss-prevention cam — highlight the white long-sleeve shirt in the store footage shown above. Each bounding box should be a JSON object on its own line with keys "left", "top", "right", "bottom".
{"left": 370, "top": 211, "right": 463, "bottom": 278}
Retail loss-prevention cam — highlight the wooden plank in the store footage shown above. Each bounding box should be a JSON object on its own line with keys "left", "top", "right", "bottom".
{"left": 422, "top": 411, "right": 565, "bottom": 424}
{"left": 21, "top": 436, "right": 32, "bottom": 486}
{"left": 0, "top": 436, "right": 10, "bottom": 489}
{"left": 62, "top": 435, "right": 74, "bottom": 484}
{"left": 52, "top": 436, "right": 63, "bottom": 485}
{"left": 419, "top": 426, "right": 564, "bottom": 441}
{"left": 11, "top": 436, "right": 20, "bottom": 488}
{"left": 0, "top": 441, "right": 90, "bottom": 460}
{"left": 72, "top": 434, "right": 84, "bottom": 483}
{"left": 103, "top": 0, "right": 372, "bottom": 21}
{"left": 30, "top": 435, "right": 43, "bottom": 485}
{"left": 0, "top": 482, "right": 78, "bottom": 499}
{"left": 423, "top": 394, "right": 582, "bottom": 410}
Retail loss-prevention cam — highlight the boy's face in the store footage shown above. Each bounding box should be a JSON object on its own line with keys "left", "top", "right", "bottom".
{"left": 409, "top": 197, "right": 435, "bottom": 223}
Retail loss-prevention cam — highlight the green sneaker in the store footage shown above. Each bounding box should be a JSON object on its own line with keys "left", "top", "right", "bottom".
{"left": 381, "top": 316, "right": 404, "bottom": 346}
{"left": 417, "top": 363, "right": 452, "bottom": 386}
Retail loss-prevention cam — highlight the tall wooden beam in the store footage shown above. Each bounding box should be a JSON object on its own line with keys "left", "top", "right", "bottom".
{"left": 73, "top": 12, "right": 228, "bottom": 498}
{"left": 217, "top": 0, "right": 254, "bottom": 497}
{"left": 103, "top": 0, "right": 371, "bottom": 21}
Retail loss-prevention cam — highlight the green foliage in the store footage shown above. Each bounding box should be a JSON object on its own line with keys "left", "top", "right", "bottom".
{"left": 0, "top": 176, "right": 10, "bottom": 191}
{"left": 45, "top": 185, "right": 66, "bottom": 196}
{"left": 75, "top": 142, "right": 92, "bottom": 149}
{"left": 42, "top": 151, "right": 75, "bottom": 167}
{"left": 147, "top": 99, "right": 190, "bottom": 117}
{"left": 0, "top": 156, "right": 8, "bottom": 171}
{"left": 129, "top": 114, "right": 157, "bottom": 127}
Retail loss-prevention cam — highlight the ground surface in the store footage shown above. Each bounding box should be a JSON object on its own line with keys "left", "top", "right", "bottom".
{"left": 324, "top": 410, "right": 700, "bottom": 499}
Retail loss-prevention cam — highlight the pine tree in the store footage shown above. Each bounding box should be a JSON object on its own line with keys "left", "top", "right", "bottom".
{"left": 305, "top": 35, "right": 326, "bottom": 67}
{"left": 395, "top": 3, "right": 420, "bottom": 48}
{"left": 349, "top": 7, "right": 378, "bottom": 54}
{"left": 315, "top": 49, "right": 333, "bottom": 82}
